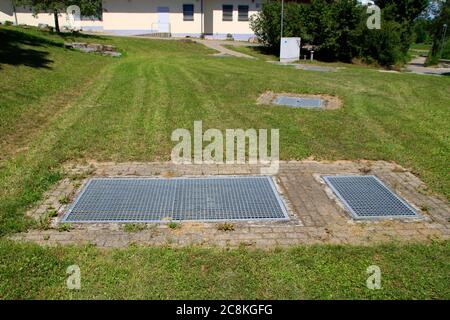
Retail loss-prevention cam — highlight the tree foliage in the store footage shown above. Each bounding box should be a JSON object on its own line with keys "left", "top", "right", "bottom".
{"left": 250, "top": 1, "right": 310, "bottom": 49}
{"left": 427, "top": 0, "right": 450, "bottom": 64}
{"left": 374, "top": 0, "right": 429, "bottom": 23}
{"left": 250, "top": 0, "right": 430, "bottom": 66}
{"left": 14, "top": 0, "right": 102, "bottom": 32}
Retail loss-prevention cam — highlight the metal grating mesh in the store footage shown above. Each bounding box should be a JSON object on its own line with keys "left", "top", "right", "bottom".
{"left": 273, "top": 96, "right": 323, "bottom": 108}
{"left": 62, "top": 176, "right": 289, "bottom": 223}
{"left": 323, "top": 175, "right": 419, "bottom": 219}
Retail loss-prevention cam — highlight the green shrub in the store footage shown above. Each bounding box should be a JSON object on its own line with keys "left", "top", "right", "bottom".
{"left": 442, "top": 39, "right": 450, "bottom": 59}
{"left": 250, "top": 0, "right": 425, "bottom": 66}
{"left": 426, "top": 38, "right": 450, "bottom": 66}
{"left": 250, "top": 1, "right": 310, "bottom": 51}
{"left": 168, "top": 222, "right": 180, "bottom": 229}
{"left": 311, "top": 0, "right": 363, "bottom": 62}
{"left": 359, "top": 20, "right": 406, "bottom": 66}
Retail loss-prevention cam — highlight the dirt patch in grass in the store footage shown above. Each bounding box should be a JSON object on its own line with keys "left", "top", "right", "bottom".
{"left": 256, "top": 91, "right": 343, "bottom": 110}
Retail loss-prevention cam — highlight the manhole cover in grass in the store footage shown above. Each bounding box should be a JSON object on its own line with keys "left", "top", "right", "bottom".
{"left": 62, "top": 176, "right": 289, "bottom": 223}
{"left": 257, "top": 91, "right": 342, "bottom": 110}
{"left": 273, "top": 96, "right": 324, "bottom": 108}
{"left": 323, "top": 175, "right": 419, "bottom": 220}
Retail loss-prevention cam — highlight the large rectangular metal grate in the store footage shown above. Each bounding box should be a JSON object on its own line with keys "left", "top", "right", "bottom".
{"left": 62, "top": 176, "right": 289, "bottom": 223}
{"left": 323, "top": 175, "right": 419, "bottom": 219}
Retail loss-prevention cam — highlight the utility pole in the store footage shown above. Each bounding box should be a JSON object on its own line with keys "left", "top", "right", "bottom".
{"left": 439, "top": 24, "right": 448, "bottom": 59}
{"left": 11, "top": 0, "right": 18, "bottom": 25}
{"left": 279, "top": 0, "right": 285, "bottom": 62}
{"left": 280, "top": 0, "right": 284, "bottom": 39}
{"left": 201, "top": 0, "right": 204, "bottom": 36}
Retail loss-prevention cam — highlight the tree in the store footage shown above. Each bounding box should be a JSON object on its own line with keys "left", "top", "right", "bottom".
{"left": 374, "top": 0, "right": 429, "bottom": 23}
{"left": 15, "top": 0, "right": 102, "bottom": 33}
{"left": 374, "top": 0, "right": 430, "bottom": 53}
{"left": 249, "top": 1, "right": 310, "bottom": 50}
{"left": 249, "top": 0, "right": 431, "bottom": 66}
{"left": 413, "top": 18, "right": 432, "bottom": 43}
{"left": 427, "top": 0, "right": 450, "bottom": 63}
{"left": 307, "top": 0, "right": 363, "bottom": 62}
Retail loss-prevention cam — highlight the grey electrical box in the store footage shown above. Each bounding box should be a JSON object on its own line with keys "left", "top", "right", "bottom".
{"left": 280, "top": 37, "right": 301, "bottom": 63}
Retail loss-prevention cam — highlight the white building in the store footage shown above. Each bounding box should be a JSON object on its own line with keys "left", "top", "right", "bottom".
{"left": 0, "top": 0, "right": 264, "bottom": 41}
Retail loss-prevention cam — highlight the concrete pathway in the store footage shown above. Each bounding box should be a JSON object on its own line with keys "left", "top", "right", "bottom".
{"left": 194, "top": 39, "right": 256, "bottom": 59}
{"left": 405, "top": 56, "right": 450, "bottom": 76}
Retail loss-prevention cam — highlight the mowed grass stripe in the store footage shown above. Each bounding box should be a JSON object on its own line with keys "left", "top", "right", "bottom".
{"left": 0, "top": 241, "right": 448, "bottom": 299}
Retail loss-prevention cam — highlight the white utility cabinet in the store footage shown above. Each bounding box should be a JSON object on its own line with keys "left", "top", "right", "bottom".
{"left": 280, "top": 37, "right": 301, "bottom": 63}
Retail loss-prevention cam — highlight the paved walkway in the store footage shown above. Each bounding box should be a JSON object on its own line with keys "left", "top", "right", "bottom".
{"left": 405, "top": 56, "right": 450, "bottom": 76}
{"left": 10, "top": 161, "right": 449, "bottom": 248}
{"left": 194, "top": 39, "right": 256, "bottom": 59}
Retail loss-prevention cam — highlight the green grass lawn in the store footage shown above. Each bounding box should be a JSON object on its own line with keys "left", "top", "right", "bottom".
{"left": 1, "top": 241, "right": 449, "bottom": 299}
{"left": 410, "top": 43, "right": 432, "bottom": 51}
{"left": 0, "top": 26, "right": 449, "bottom": 299}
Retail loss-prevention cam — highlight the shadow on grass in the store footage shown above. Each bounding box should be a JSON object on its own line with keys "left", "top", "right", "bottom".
{"left": 57, "top": 30, "right": 110, "bottom": 42}
{"left": 251, "top": 45, "right": 276, "bottom": 56}
{"left": 0, "top": 28, "right": 58, "bottom": 69}
{"left": 0, "top": 27, "right": 112, "bottom": 69}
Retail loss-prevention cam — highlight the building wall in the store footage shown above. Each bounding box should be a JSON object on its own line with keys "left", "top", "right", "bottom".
{"left": 103, "top": 0, "right": 260, "bottom": 39}
{"left": 0, "top": 0, "right": 14, "bottom": 23}
{"left": 1, "top": 0, "right": 260, "bottom": 40}
{"left": 102, "top": 0, "right": 202, "bottom": 36}
{"left": 204, "top": 0, "right": 260, "bottom": 40}
{"left": 0, "top": 1, "right": 102, "bottom": 31}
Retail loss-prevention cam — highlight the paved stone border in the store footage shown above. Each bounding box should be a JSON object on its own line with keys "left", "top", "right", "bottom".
{"left": 10, "top": 160, "right": 449, "bottom": 248}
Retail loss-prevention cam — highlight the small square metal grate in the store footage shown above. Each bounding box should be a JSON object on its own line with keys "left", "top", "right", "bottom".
{"left": 273, "top": 96, "right": 324, "bottom": 108}
{"left": 62, "top": 176, "right": 289, "bottom": 223}
{"left": 323, "top": 175, "right": 419, "bottom": 219}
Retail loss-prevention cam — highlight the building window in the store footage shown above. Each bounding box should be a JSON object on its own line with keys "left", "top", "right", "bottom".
{"left": 238, "top": 5, "right": 249, "bottom": 21}
{"left": 183, "top": 4, "right": 194, "bottom": 21}
{"left": 222, "top": 5, "right": 233, "bottom": 21}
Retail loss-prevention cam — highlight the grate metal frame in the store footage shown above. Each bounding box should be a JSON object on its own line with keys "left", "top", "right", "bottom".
{"left": 323, "top": 175, "right": 419, "bottom": 220}
{"left": 62, "top": 176, "right": 290, "bottom": 223}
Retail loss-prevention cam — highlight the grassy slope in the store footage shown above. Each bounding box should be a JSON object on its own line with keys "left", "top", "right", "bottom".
{"left": 0, "top": 27, "right": 449, "bottom": 299}
{"left": 0, "top": 241, "right": 449, "bottom": 299}
{"left": 1, "top": 27, "right": 449, "bottom": 236}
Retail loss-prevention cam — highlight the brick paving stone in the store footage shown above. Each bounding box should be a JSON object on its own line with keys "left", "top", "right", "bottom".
{"left": 10, "top": 161, "right": 449, "bottom": 248}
